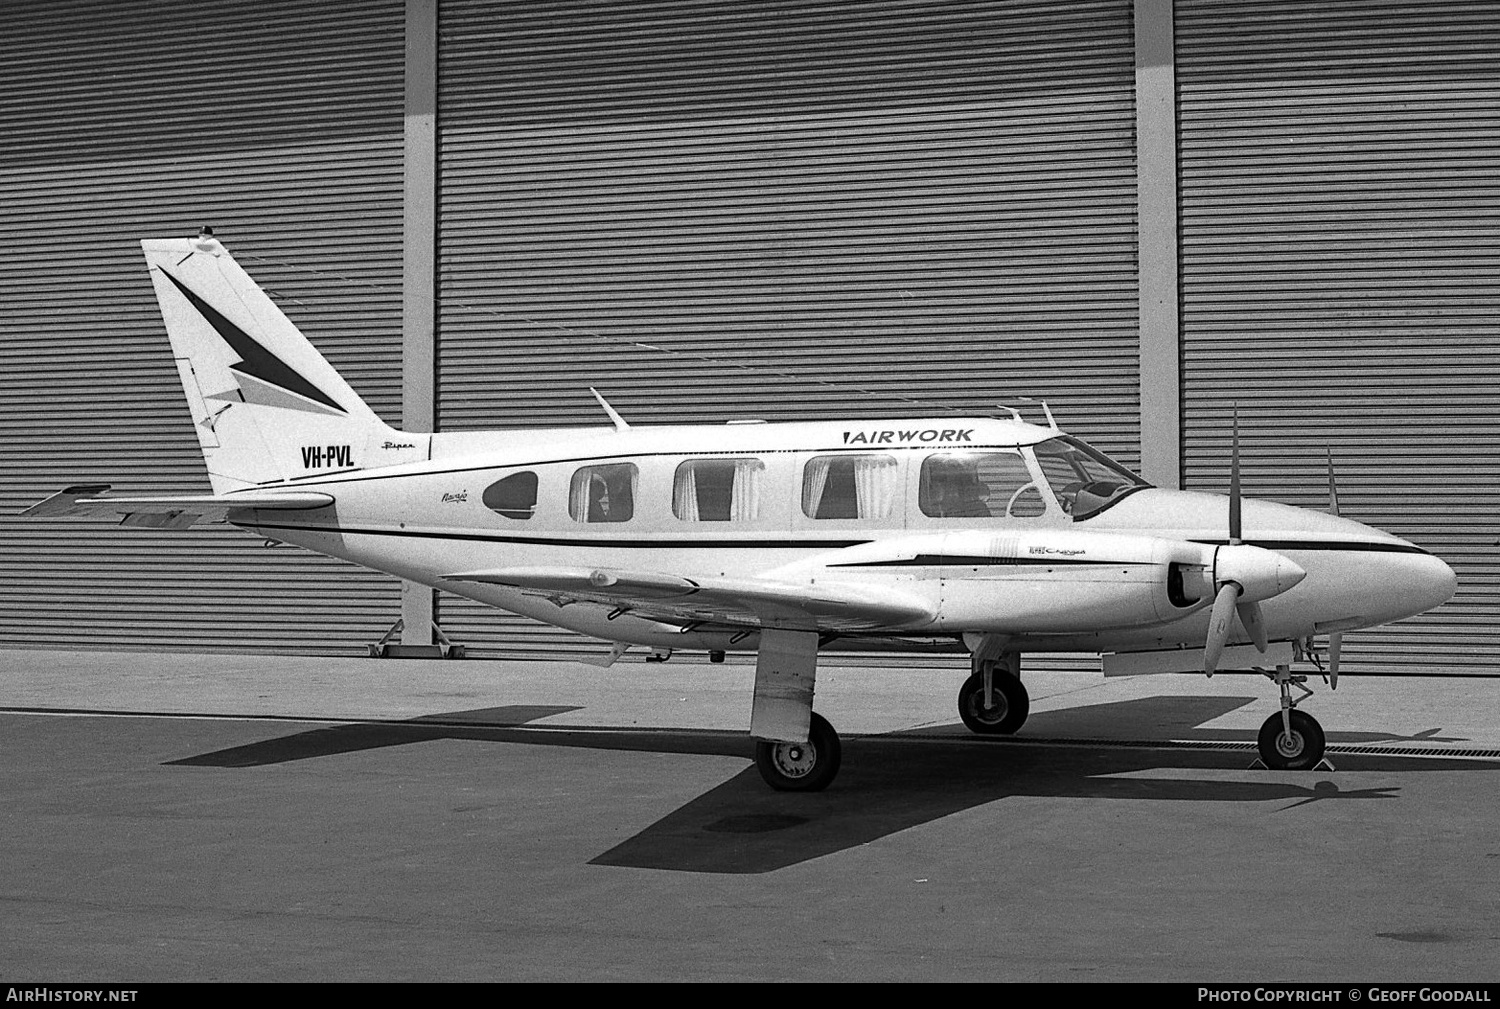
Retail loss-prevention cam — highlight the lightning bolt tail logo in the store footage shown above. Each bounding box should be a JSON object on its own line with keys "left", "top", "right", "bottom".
{"left": 158, "top": 268, "right": 347, "bottom": 415}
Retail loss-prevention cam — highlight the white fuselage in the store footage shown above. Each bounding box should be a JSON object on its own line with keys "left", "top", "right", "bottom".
{"left": 231, "top": 417, "right": 1456, "bottom": 657}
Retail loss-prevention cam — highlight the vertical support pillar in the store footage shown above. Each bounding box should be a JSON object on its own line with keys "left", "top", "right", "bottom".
{"left": 1135, "top": 0, "right": 1181, "bottom": 489}
{"left": 401, "top": 0, "right": 438, "bottom": 647}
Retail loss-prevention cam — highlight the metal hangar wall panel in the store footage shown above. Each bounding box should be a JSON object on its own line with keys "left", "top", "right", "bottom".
{"left": 0, "top": 0, "right": 407, "bottom": 654}
{"left": 434, "top": 0, "right": 1139, "bottom": 657}
{"left": 1177, "top": 0, "right": 1500, "bottom": 673}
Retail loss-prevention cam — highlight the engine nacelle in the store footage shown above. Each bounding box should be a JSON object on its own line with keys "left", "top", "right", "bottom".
{"left": 804, "top": 530, "right": 1303, "bottom": 635}
{"left": 928, "top": 530, "right": 1218, "bottom": 633}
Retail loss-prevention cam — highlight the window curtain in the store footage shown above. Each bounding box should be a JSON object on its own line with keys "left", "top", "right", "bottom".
{"left": 674, "top": 464, "right": 700, "bottom": 521}
{"left": 853, "top": 456, "right": 898, "bottom": 518}
{"left": 802, "top": 457, "right": 831, "bottom": 517}
{"left": 569, "top": 470, "right": 591, "bottom": 522}
{"left": 731, "top": 460, "right": 763, "bottom": 521}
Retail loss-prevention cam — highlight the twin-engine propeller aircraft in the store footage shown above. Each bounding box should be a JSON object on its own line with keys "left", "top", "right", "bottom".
{"left": 28, "top": 231, "right": 1457, "bottom": 790}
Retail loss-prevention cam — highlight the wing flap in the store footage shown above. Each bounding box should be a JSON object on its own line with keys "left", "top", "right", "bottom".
{"left": 24, "top": 484, "right": 335, "bottom": 526}
{"left": 443, "top": 565, "right": 936, "bottom": 633}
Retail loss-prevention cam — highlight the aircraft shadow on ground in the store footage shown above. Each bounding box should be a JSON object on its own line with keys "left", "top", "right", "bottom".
{"left": 167, "top": 696, "right": 1499, "bottom": 875}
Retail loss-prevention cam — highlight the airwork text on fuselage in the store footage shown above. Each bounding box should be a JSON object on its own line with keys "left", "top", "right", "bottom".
{"left": 301, "top": 444, "right": 353, "bottom": 469}
{"left": 842, "top": 428, "right": 973, "bottom": 446}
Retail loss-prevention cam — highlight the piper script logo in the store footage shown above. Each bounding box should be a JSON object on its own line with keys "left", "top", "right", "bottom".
{"left": 302, "top": 444, "right": 353, "bottom": 469}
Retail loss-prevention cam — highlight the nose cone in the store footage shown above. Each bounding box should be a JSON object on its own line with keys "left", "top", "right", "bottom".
{"left": 1406, "top": 550, "right": 1459, "bottom": 616}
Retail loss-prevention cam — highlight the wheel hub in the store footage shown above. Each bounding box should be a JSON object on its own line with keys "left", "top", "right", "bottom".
{"left": 772, "top": 741, "right": 816, "bottom": 778}
{"left": 1275, "top": 730, "right": 1305, "bottom": 759}
{"left": 973, "top": 692, "right": 1007, "bottom": 724}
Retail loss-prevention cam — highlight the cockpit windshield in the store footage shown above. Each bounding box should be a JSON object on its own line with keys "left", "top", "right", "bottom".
{"left": 1030, "top": 436, "right": 1150, "bottom": 519}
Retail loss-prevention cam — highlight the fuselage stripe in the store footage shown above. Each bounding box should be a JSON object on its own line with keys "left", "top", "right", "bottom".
{"left": 1190, "top": 538, "right": 1429, "bottom": 556}
{"left": 240, "top": 520, "right": 871, "bottom": 550}
{"left": 829, "top": 556, "right": 1124, "bottom": 567}
{"left": 238, "top": 521, "right": 1423, "bottom": 558}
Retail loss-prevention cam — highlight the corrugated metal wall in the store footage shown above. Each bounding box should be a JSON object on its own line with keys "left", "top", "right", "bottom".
{"left": 434, "top": 0, "right": 1139, "bottom": 656}
{"left": 6, "top": 0, "right": 1495, "bottom": 673}
{"left": 1178, "top": 0, "right": 1500, "bottom": 673}
{"left": 0, "top": 0, "right": 406, "bottom": 653}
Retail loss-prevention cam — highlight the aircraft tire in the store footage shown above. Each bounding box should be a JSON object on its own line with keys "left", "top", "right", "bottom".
{"left": 958, "top": 671, "right": 1029, "bottom": 735}
{"left": 754, "top": 712, "right": 841, "bottom": 792}
{"left": 1256, "top": 709, "right": 1326, "bottom": 770}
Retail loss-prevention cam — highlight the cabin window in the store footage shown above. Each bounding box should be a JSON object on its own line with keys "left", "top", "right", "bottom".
{"left": 481, "top": 471, "right": 538, "bottom": 520}
{"left": 802, "top": 454, "right": 899, "bottom": 519}
{"left": 673, "top": 458, "right": 765, "bottom": 521}
{"left": 919, "top": 452, "right": 1045, "bottom": 519}
{"left": 569, "top": 463, "right": 637, "bottom": 523}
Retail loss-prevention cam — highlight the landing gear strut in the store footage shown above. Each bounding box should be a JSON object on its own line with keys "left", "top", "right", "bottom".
{"left": 1256, "top": 664, "right": 1327, "bottom": 770}
{"left": 957, "top": 646, "right": 1030, "bottom": 735}
{"left": 754, "top": 712, "right": 841, "bottom": 791}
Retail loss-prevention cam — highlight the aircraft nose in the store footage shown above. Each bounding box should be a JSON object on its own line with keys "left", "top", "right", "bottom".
{"left": 1358, "top": 545, "right": 1458, "bottom": 625}
{"left": 1408, "top": 550, "right": 1459, "bottom": 614}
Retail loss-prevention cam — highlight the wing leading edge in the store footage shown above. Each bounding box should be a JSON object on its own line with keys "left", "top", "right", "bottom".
{"left": 442, "top": 566, "right": 936, "bottom": 634}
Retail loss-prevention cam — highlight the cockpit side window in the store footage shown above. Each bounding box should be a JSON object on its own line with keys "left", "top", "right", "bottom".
{"left": 919, "top": 452, "right": 1046, "bottom": 519}
{"left": 482, "top": 471, "right": 538, "bottom": 520}
{"left": 1032, "top": 436, "right": 1149, "bottom": 519}
{"left": 569, "top": 463, "right": 637, "bottom": 523}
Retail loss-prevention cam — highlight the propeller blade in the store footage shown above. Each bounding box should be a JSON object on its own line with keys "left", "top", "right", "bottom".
{"left": 1236, "top": 599, "right": 1268, "bottom": 652}
{"left": 1229, "top": 404, "right": 1242, "bottom": 544}
{"left": 1326, "top": 445, "right": 1340, "bottom": 517}
{"left": 1204, "top": 582, "right": 1241, "bottom": 676}
{"left": 1328, "top": 631, "right": 1342, "bottom": 690}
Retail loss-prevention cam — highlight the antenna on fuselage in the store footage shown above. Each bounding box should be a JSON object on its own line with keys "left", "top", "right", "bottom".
{"left": 589, "top": 387, "right": 631, "bottom": 433}
{"left": 1005, "top": 398, "right": 1060, "bottom": 430}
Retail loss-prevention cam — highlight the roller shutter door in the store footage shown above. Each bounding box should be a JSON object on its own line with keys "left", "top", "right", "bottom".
{"left": 0, "top": 1, "right": 406, "bottom": 655}
{"left": 1178, "top": 0, "right": 1500, "bottom": 673}
{"left": 433, "top": 0, "right": 1138, "bottom": 658}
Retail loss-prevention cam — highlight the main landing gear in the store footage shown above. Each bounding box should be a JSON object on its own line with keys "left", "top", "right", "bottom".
{"left": 748, "top": 629, "right": 842, "bottom": 791}
{"left": 754, "top": 712, "right": 842, "bottom": 791}
{"left": 957, "top": 643, "right": 1030, "bottom": 736}
{"left": 1256, "top": 665, "right": 1327, "bottom": 770}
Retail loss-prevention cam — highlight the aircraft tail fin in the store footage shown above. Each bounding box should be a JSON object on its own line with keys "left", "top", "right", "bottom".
{"left": 140, "top": 231, "right": 426, "bottom": 492}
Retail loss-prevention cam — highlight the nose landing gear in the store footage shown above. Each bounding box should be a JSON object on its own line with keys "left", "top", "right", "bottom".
{"left": 958, "top": 668, "right": 1030, "bottom": 735}
{"left": 957, "top": 641, "right": 1030, "bottom": 736}
{"left": 1256, "top": 665, "right": 1328, "bottom": 770}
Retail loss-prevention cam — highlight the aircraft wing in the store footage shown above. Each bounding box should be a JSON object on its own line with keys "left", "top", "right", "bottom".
{"left": 442, "top": 566, "right": 937, "bottom": 633}
{"left": 24, "top": 484, "right": 335, "bottom": 528}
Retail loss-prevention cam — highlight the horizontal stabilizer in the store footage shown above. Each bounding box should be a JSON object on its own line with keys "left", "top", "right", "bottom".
{"left": 24, "top": 485, "right": 335, "bottom": 526}
{"left": 443, "top": 565, "right": 936, "bottom": 633}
